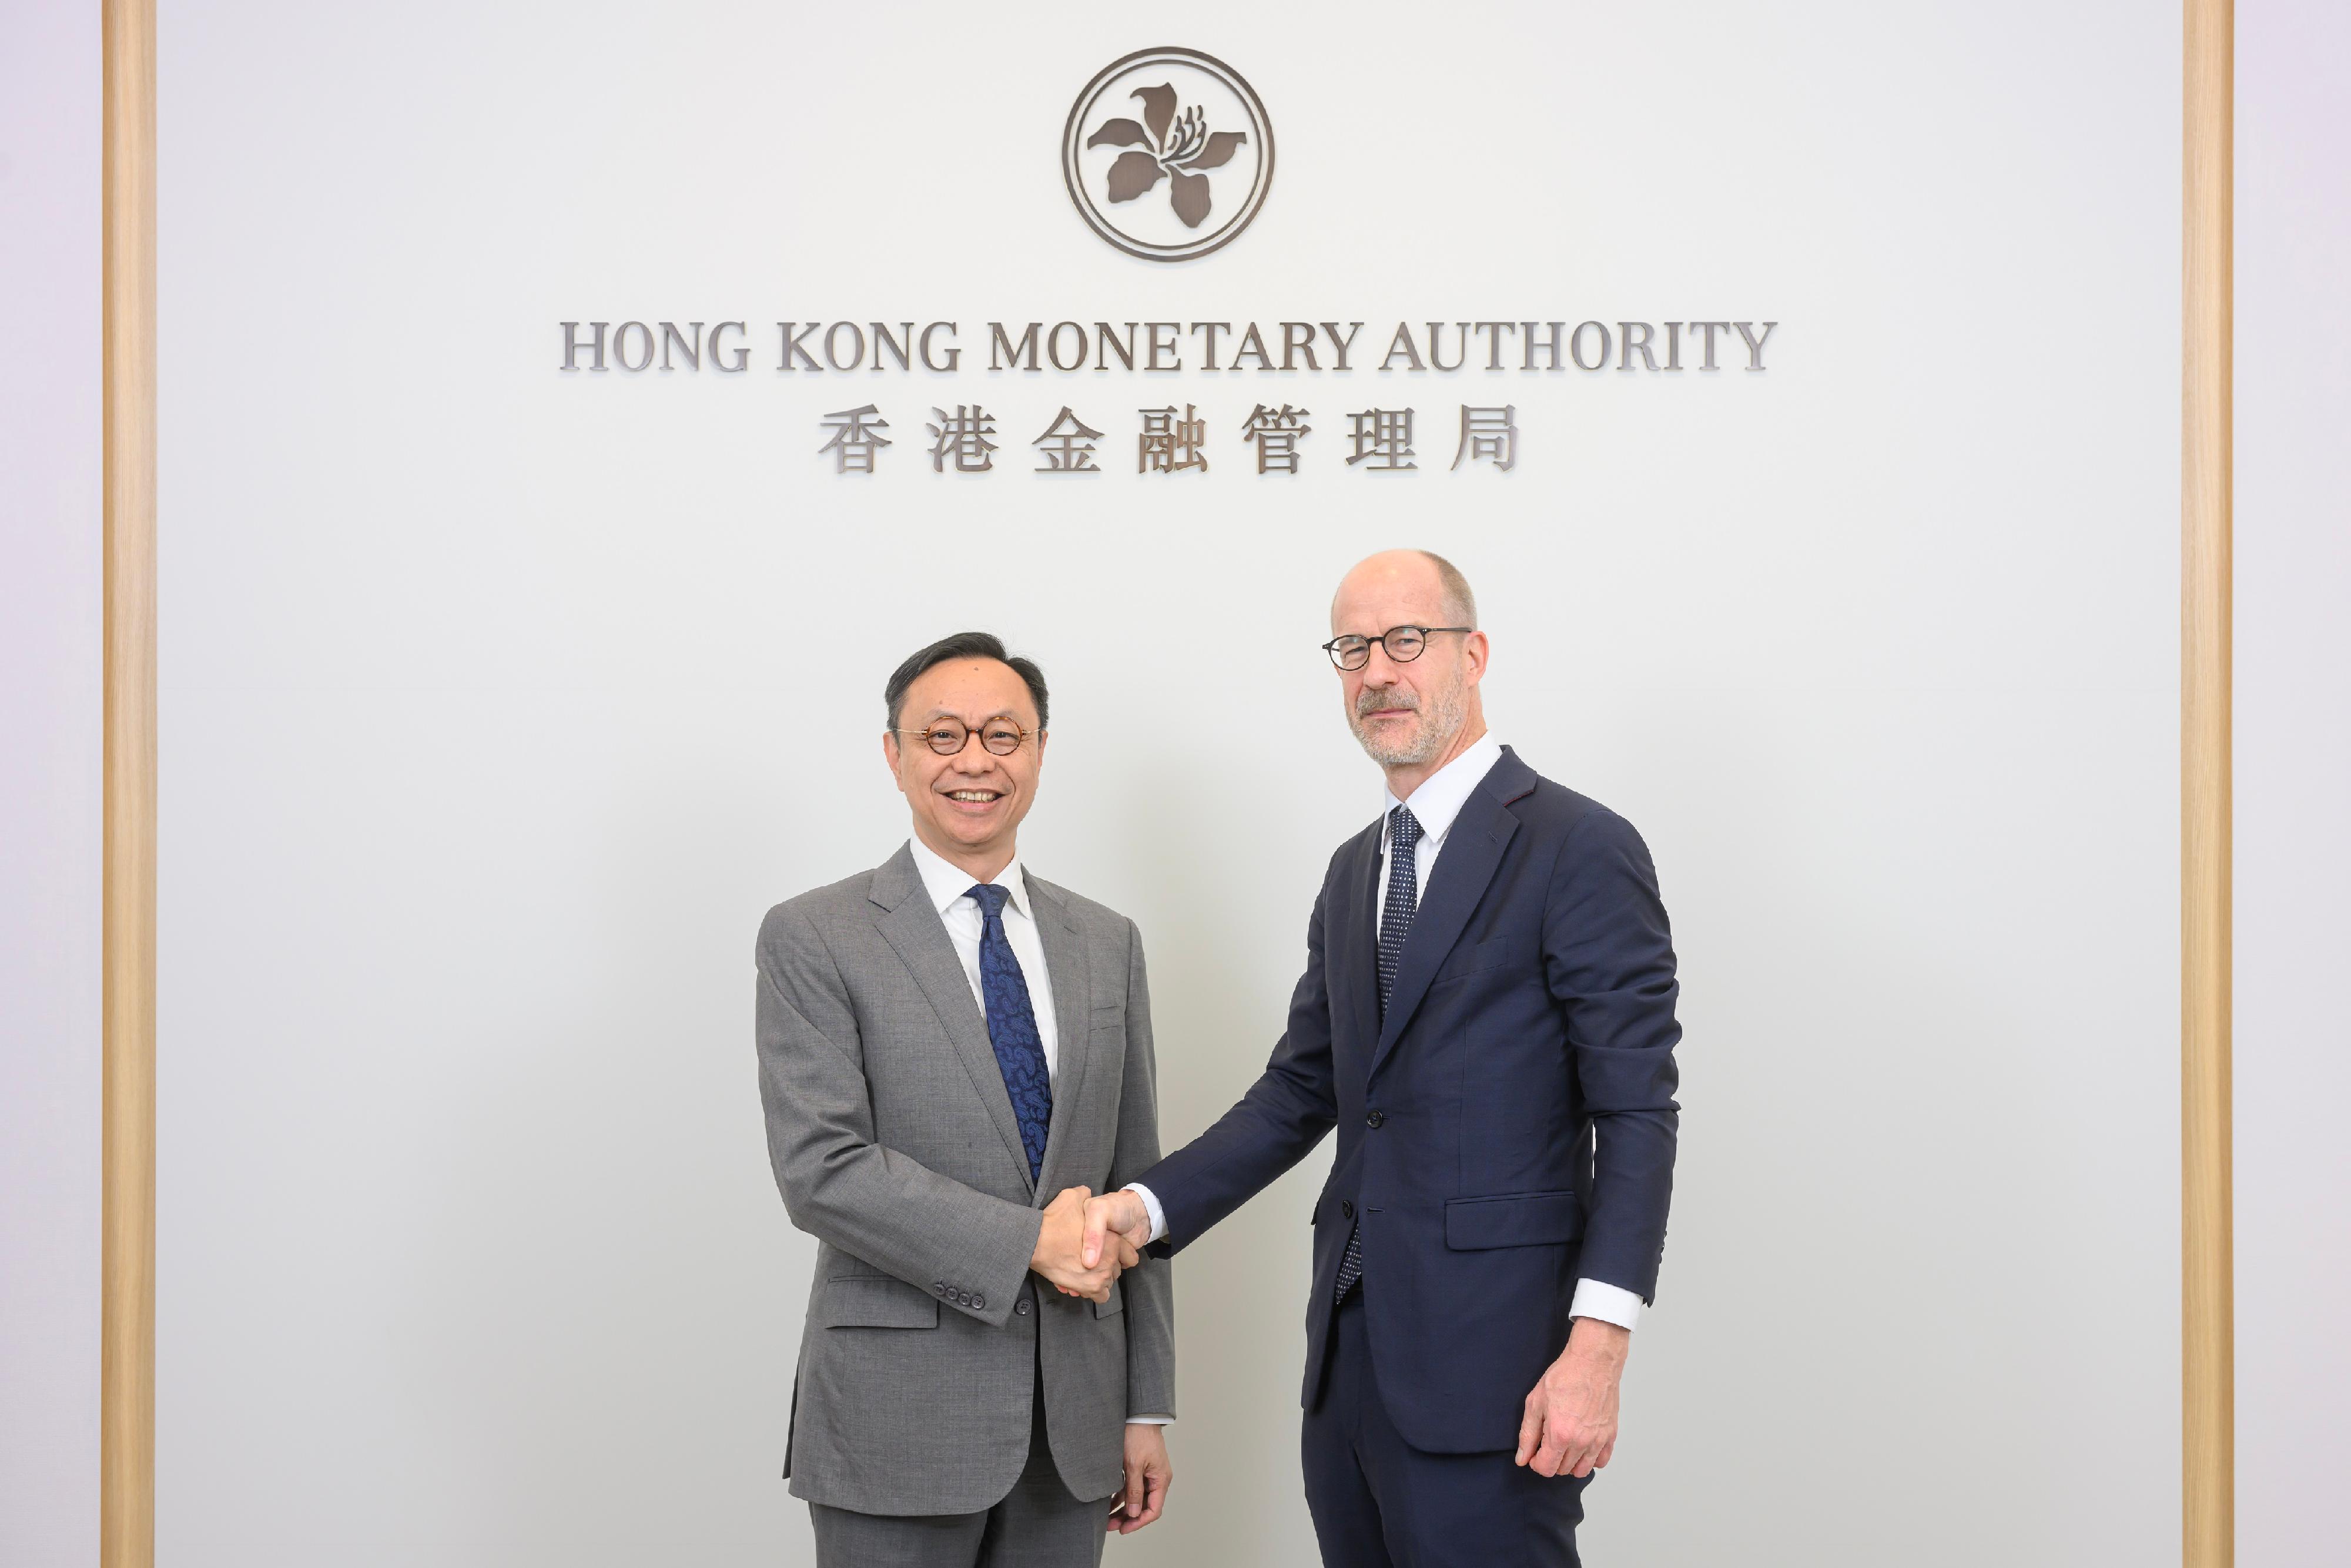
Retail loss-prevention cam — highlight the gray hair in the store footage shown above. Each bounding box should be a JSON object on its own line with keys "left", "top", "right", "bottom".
{"left": 1419, "top": 550, "right": 1478, "bottom": 626}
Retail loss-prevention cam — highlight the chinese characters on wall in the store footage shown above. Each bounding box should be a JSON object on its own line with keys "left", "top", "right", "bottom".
{"left": 813, "top": 403, "right": 1521, "bottom": 475}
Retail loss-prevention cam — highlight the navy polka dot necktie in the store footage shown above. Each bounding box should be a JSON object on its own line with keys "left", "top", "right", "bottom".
{"left": 1335, "top": 805, "right": 1423, "bottom": 1304}
{"left": 967, "top": 883, "right": 1052, "bottom": 1183}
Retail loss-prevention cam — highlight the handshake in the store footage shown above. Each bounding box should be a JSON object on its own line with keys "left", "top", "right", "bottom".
{"left": 1027, "top": 1187, "right": 1157, "bottom": 1303}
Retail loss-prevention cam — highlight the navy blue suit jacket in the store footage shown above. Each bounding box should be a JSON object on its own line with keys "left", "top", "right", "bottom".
{"left": 1140, "top": 746, "right": 1680, "bottom": 1453}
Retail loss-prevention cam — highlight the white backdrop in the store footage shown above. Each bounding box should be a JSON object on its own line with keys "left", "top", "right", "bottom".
{"left": 0, "top": 5, "right": 102, "bottom": 1565}
{"left": 158, "top": 4, "right": 2180, "bottom": 1564}
{"left": 2236, "top": 4, "right": 2351, "bottom": 1562}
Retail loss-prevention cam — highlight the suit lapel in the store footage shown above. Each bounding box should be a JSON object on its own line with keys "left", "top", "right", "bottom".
{"left": 869, "top": 846, "right": 1036, "bottom": 1198}
{"left": 1024, "top": 876, "right": 1094, "bottom": 1200}
{"left": 1334, "top": 821, "right": 1384, "bottom": 1053}
{"left": 1369, "top": 749, "right": 1536, "bottom": 1082}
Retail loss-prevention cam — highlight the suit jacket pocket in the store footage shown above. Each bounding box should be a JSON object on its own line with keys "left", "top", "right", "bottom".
{"left": 1093, "top": 1281, "right": 1126, "bottom": 1318}
{"left": 1431, "top": 937, "right": 1516, "bottom": 986}
{"left": 1443, "top": 1190, "right": 1583, "bottom": 1251}
{"left": 823, "top": 1275, "right": 942, "bottom": 1329}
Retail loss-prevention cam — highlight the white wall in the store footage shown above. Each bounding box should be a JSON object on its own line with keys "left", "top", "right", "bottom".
{"left": 0, "top": 3, "right": 102, "bottom": 1564}
{"left": 152, "top": 4, "right": 2186, "bottom": 1565}
{"left": 2236, "top": 4, "right": 2351, "bottom": 1564}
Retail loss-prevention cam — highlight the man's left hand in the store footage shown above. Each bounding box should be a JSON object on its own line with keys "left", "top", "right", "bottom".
{"left": 1109, "top": 1423, "right": 1173, "bottom": 1534}
{"left": 1515, "top": 1317, "right": 1629, "bottom": 1479}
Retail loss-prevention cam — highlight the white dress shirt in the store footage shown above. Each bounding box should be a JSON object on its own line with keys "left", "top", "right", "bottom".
{"left": 906, "top": 839, "right": 1172, "bottom": 1425}
{"left": 1374, "top": 733, "right": 1505, "bottom": 936}
{"left": 906, "top": 837, "right": 1059, "bottom": 1078}
{"left": 1129, "top": 736, "right": 1645, "bottom": 1333}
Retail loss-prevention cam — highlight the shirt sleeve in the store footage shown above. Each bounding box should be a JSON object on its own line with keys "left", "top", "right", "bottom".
{"left": 1569, "top": 1277, "right": 1643, "bottom": 1331}
{"left": 1124, "top": 1182, "right": 1170, "bottom": 1245}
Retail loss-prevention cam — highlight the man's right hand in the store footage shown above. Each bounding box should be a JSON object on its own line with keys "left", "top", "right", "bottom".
{"left": 1032, "top": 1187, "right": 1137, "bottom": 1302}
{"left": 1081, "top": 1188, "right": 1156, "bottom": 1271}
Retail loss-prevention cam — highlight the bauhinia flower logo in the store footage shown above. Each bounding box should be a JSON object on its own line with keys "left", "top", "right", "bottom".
{"left": 1085, "top": 85, "right": 1247, "bottom": 230}
{"left": 1061, "top": 48, "right": 1275, "bottom": 263}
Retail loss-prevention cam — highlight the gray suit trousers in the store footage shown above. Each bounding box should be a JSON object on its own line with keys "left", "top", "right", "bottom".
{"left": 808, "top": 1363, "right": 1106, "bottom": 1568}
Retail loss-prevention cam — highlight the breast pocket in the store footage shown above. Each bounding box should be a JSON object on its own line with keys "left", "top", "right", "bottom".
{"left": 1089, "top": 1010, "right": 1128, "bottom": 1066}
{"left": 1431, "top": 937, "right": 1518, "bottom": 987}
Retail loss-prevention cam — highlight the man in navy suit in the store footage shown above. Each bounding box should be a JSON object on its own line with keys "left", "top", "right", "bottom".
{"left": 1082, "top": 549, "right": 1681, "bottom": 1566}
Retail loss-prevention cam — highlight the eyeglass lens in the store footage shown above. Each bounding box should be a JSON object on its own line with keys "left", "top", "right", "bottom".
{"left": 1329, "top": 627, "right": 1428, "bottom": 669}
{"left": 922, "top": 720, "right": 1024, "bottom": 756}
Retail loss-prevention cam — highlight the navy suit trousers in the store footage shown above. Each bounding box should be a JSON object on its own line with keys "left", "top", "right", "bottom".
{"left": 1304, "top": 1286, "right": 1587, "bottom": 1567}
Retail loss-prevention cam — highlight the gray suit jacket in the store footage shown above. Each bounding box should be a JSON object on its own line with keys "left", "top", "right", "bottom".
{"left": 755, "top": 845, "right": 1176, "bottom": 1516}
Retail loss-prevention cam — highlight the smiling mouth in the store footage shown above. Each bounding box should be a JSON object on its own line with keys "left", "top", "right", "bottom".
{"left": 945, "top": 789, "right": 1003, "bottom": 803}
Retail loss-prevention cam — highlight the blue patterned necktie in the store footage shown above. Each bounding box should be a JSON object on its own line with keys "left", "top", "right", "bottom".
{"left": 967, "top": 883, "right": 1053, "bottom": 1183}
{"left": 1337, "top": 805, "right": 1424, "bottom": 1303}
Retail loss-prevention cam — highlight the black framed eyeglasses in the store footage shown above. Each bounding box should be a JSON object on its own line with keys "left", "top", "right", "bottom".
{"left": 890, "top": 716, "right": 1037, "bottom": 756}
{"left": 1320, "top": 625, "right": 1474, "bottom": 671}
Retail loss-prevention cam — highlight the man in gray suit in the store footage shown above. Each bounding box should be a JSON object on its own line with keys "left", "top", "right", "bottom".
{"left": 755, "top": 631, "right": 1176, "bottom": 1567}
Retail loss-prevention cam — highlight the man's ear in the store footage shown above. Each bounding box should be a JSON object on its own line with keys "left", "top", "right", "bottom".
{"left": 1462, "top": 630, "right": 1491, "bottom": 685}
{"left": 882, "top": 730, "right": 903, "bottom": 778}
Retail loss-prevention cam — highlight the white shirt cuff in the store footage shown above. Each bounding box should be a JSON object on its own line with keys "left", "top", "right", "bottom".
{"left": 1123, "top": 1183, "right": 1170, "bottom": 1245}
{"left": 1125, "top": 1415, "right": 1173, "bottom": 1425}
{"left": 1569, "top": 1278, "right": 1643, "bottom": 1331}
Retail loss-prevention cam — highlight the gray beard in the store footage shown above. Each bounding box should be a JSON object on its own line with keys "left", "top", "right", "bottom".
{"left": 1350, "top": 676, "right": 1468, "bottom": 767}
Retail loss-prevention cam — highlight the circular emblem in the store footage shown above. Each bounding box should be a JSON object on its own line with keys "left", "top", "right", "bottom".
{"left": 1061, "top": 47, "right": 1274, "bottom": 263}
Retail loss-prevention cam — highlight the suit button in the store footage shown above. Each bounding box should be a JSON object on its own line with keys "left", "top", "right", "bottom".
{"left": 973, "top": 1293, "right": 987, "bottom": 1311}
{"left": 1366, "top": 1110, "right": 1386, "bottom": 1128}
{"left": 1341, "top": 1200, "right": 1355, "bottom": 1220}
{"left": 935, "top": 1282, "right": 947, "bottom": 1296}
{"left": 1015, "top": 1298, "right": 1032, "bottom": 1316}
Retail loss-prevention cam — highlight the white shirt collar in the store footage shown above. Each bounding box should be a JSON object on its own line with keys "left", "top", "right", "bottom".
{"left": 906, "top": 836, "right": 1034, "bottom": 920}
{"left": 1381, "top": 733, "right": 1506, "bottom": 850}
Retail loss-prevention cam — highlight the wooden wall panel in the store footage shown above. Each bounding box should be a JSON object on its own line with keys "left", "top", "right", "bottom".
{"left": 2181, "top": 2, "right": 2235, "bottom": 1566}
{"left": 101, "top": 2, "right": 156, "bottom": 1565}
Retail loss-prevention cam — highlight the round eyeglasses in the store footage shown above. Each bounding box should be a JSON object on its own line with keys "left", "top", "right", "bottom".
{"left": 891, "top": 717, "right": 1036, "bottom": 756}
{"left": 1320, "top": 625, "right": 1474, "bottom": 671}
